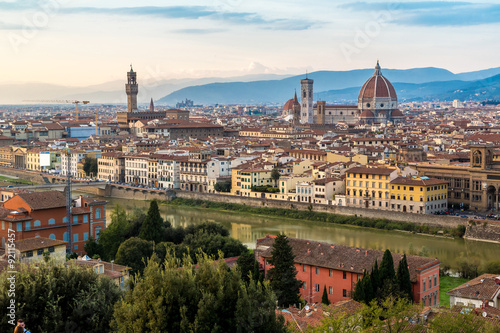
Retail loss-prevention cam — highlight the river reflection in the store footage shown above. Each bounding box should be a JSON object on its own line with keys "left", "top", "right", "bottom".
{"left": 101, "top": 196, "right": 500, "bottom": 268}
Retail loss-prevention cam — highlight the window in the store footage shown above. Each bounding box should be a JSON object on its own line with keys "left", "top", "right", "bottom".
{"left": 37, "top": 249, "right": 43, "bottom": 256}
{"left": 84, "top": 232, "right": 89, "bottom": 241}
{"left": 26, "top": 251, "right": 33, "bottom": 257}
{"left": 329, "top": 269, "right": 333, "bottom": 277}
{"left": 83, "top": 215, "right": 88, "bottom": 223}
{"left": 96, "top": 208, "right": 101, "bottom": 219}
{"left": 95, "top": 226, "right": 102, "bottom": 239}
{"left": 16, "top": 222, "right": 22, "bottom": 232}
{"left": 49, "top": 234, "right": 55, "bottom": 240}
{"left": 343, "top": 271, "right": 347, "bottom": 279}
{"left": 25, "top": 222, "right": 31, "bottom": 230}
{"left": 423, "top": 280, "right": 426, "bottom": 291}
{"left": 73, "top": 216, "right": 78, "bottom": 224}
{"left": 343, "top": 289, "right": 347, "bottom": 297}
{"left": 48, "top": 246, "right": 54, "bottom": 253}
{"left": 434, "top": 274, "right": 437, "bottom": 287}
{"left": 73, "top": 233, "right": 79, "bottom": 243}
{"left": 61, "top": 217, "right": 66, "bottom": 224}
{"left": 316, "top": 267, "right": 319, "bottom": 275}
{"left": 329, "top": 286, "right": 333, "bottom": 295}
{"left": 63, "top": 232, "right": 69, "bottom": 242}
{"left": 303, "top": 282, "right": 307, "bottom": 289}
{"left": 74, "top": 244, "right": 78, "bottom": 250}
{"left": 34, "top": 220, "right": 41, "bottom": 227}
{"left": 429, "top": 276, "right": 432, "bottom": 289}
{"left": 303, "top": 264, "right": 306, "bottom": 272}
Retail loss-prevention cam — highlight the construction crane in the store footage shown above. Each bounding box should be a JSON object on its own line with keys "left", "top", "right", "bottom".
{"left": 24, "top": 100, "right": 90, "bottom": 121}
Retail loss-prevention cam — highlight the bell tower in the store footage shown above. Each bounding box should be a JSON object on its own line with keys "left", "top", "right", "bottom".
{"left": 126, "top": 65, "right": 138, "bottom": 113}
{"left": 300, "top": 74, "right": 313, "bottom": 124}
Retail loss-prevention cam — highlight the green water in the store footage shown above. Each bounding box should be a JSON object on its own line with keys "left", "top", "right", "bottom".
{"left": 101, "top": 196, "right": 500, "bottom": 269}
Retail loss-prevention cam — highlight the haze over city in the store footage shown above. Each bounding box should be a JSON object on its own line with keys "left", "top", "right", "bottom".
{"left": 1, "top": 0, "right": 500, "bottom": 88}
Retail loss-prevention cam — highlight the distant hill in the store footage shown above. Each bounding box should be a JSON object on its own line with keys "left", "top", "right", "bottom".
{"left": 157, "top": 67, "right": 500, "bottom": 105}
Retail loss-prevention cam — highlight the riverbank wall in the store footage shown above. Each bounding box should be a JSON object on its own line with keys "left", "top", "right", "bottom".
{"left": 101, "top": 185, "right": 465, "bottom": 229}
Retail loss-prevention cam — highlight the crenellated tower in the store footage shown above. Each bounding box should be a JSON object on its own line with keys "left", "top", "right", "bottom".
{"left": 126, "top": 65, "right": 138, "bottom": 113}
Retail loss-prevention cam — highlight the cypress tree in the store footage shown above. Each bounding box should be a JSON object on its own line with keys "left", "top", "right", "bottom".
{"left": 371, "top": 260, "right": 381, "bottom": 295}
{"left": 139, "top": 200, "right": 164, "bottom": 244}
{"left": 322, "top": 285, "right": 331, "bottom": 305}
{"left": 363, "top": 271, "right": 375, "bottom": 304}
{"left": 267, "top": 233, "right": 302, "bottom": 307}
{"left": 396, "top": 254, "right": 413, "bottom": 302}
{"left": 352, "top": 271, "right": 366, "bottom": 303}
{"left": 379, "top": 249, "right": 396, "bottom": 284}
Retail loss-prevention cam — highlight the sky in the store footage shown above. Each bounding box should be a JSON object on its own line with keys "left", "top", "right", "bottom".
{"left": 1, "top": 0, "right": 499, "bottom": 86}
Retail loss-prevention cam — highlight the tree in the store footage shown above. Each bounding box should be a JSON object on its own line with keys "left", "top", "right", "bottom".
{"left": 396, "top": 254, "right": 413, "bottom": 301}
{"left": 115, "top": 237, "right": 154, "bottom": 274}
{"left": 237, "top": 250, "right": 259, "bottom": 284}
{"left": 271, "top": 168, "right": 281, "bottom": 187}
{"left": 361, "top": 297, "right": 424, "bottom": 332}
{"left": 0, "top": 263, "right": 122, "bottom": 332}
{"left": 267, "top": 233, "right": 302, "bottom": 307}
{"left": 379, "top": 250, "right": 395, "bottom": 283}
{"left": 322, "top": 285, "right": 331, "bottom": 305}
{"left": 83, "top": 157, "right": 98, "bottom": 177}
{"left": 371, "top": 260, "right": 381, "bottom": 295}
{"left": 84, "top": 236, "right": 103, "bottom": 258}
{"left": 139, "top": 200, "right": 164, "bottom": 243}
{"left": 182, "top": 231, "right": 246, "bottom": 261}
{"left": 112, "top": 253, "right": 287, "bottom": 333}
{"left": 214, "top": 180, "right": 231, "bottom": 193}
{"left": 97, "top": 205, "right": 132, "bottom": 260}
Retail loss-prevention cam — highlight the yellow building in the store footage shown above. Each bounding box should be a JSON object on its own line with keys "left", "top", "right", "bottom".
{"left": 389, "top": 176, "right": 448, "bottom": 214}
{"left": 239, "top": 168, "right": 273, "bottom": 197}
{"left": 346, "top": 166, "right": 398, "bottom": 210}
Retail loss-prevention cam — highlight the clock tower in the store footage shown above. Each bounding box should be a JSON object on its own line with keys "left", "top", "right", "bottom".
{"left": 126, "top": 65, "right": 138, "bottom": 113}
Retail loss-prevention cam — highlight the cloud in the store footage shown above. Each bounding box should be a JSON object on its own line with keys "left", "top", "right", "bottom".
{"left": 0, "top": 21, "right": 25, "bottom": 30}
{"left": 173, "top": 28, "right": 226, "bottom": 34}
{"left": 57, "top": 5, "right": 312, "bottom": 30}
{"left": 339, "top": 1, "right": 500, "bottom": 26}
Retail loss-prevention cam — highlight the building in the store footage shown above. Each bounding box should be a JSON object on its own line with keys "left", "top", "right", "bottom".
{"left": 0, "top": 191, "right": 107, "bottom": 255}
{"left": 447, "top": 274, "right": 500, "bottom": 309}
{"left": 69, "top": 256, "right": 131, "bottom": 289}
{"left": 13, "top": 237, "right": 67, "bottom": 265}
{"left": 256, "top": 235, "right": 440, "bottom": 306}
{"left": 301, "top": 77, "right": 314, "bottom": 124}
{"left": 415, "top": 145, "right": 500, "bottom": 211}
{"left": 390, "top": 176, "right": 448, "bottom": 214}
{"left": 97, "top": 152, "right": 125, "bottom": 182}
{"left": 124, "top": 155, "right": 149, "bottom": 186}
{"left": 179, "top": 150, "right": 210, "bottom": 192}
{"left": 346, "top": 167, "right": 398, "bottom": 210}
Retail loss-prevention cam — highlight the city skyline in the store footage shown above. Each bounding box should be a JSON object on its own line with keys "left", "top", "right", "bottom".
{"left": 1, "top": 0, "right": 499, "bottom": 86}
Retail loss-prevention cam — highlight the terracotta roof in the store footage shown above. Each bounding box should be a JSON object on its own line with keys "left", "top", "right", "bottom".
{"left": 390, "top": 176, "right": 448, "bottom": 186}
{"left": 257, "top": 236, "right": 438, "bottom": 282}
{"left": 13, "top": 191, "right": 66, "bottom": 210}
{"left": 347, "top": 166, "right": 396, "bottom": 176}
{"left": 447, "top": 274, "right": 500, "bottom": 301}
{"left": 14, "top": 237, "right": 67, "bottom": 252}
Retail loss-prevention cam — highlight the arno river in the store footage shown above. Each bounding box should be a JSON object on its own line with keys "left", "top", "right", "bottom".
{"left": 99, "top": 196, "right": 500, "bottom": 269}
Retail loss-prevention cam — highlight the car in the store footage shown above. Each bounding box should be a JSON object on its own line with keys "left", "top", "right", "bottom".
{"left": 460, "top": 215, "right": 468, "bottom": 218}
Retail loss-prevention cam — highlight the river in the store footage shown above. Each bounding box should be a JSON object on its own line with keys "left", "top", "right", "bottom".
{"left": 95, "top": 195, "right": 500, "bottom": 269}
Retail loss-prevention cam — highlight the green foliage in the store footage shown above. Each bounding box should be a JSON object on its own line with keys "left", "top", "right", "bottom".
{"left": 361, "top": 297, "right": 423, "bottom": 332}
{"left": 112, "top": 254, "right": 287, "bottom": 333}
{"left": 84, "top": 236, "right": 103, "bottom": 258}
{"left": 251, "top": 185, "right": 280, "bottom": 193}
{"left": 83, "top": 157, "right": 98, "bottom": 177}
{"left": 267, "top": 234, "right": 302, "bottom": 307}
{"left": 97, "top": 205, "right": 132, "bottom": 261}
{"left": 166, "top": 198, "right": 462, "bottom": 237}
{"left": 115, "top": 237, "right": 154, "bottom": 274}
{"left": 139, "top": 200, "right": 164, "bottom": 243}
{"left": 237, "top": 250, "right": 261, "bottom": 284}
{"left": 321, "top": 285, "right": 331, "bottom": 305}
{"left": 481, "top": 261, "right": 500, "bottom": 275}
{"left": 214, "top": 180, "right": 231, "bottom": 193}
{"left": 396, "top": 254, "right": 413, "bottom": 301}
{"left": 429, "top": 307, "right": 486, "bottom": 333}
{"left": 0, "top": 263, "right": 122, "bottom": 333}
{"left": 183, "top": 231, "right": 247, "bottom": 260}
{"left": 379, "top": 250, "right": 395, "bottom": 283}
{"left": 271, "top": 168, "right": 281, "bottom": 186}
{"left": 456, "top": 256, "right": 480, "bottom": 279}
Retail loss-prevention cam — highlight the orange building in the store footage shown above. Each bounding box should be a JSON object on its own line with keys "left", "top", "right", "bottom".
{"left": 256, "top": 235, "right": 440, "bottom": 306}
{"left": 0, "top": 191, "right": 107, "bottom": 255}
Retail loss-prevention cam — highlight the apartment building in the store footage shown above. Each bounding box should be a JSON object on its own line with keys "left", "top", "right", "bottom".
{"left": 124, "top": 155, "right": 149, "bottom": 186}
{"left": 390, "top": 176, "right": 448, "bottom": 214}
{"left": 97, "top": 152, "right": 125, "bottom": 182}
{"left": 346, "top": 167, "right": 398, "bottom": 210}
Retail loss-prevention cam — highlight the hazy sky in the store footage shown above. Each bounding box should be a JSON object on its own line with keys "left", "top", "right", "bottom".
{"left": 1, "top": 0, "right": 499, "bottom": 86}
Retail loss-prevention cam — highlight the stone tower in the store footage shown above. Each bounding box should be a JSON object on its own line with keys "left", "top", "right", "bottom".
{"left": 126, "top": 65, "right": 138, "bottom": 113}
{"left": 292, "top": 91, "right": 301, "bottom": 127}
{"left": 150, "top": 98, "right": 154, "bottom": 112}
{"left": 316, "top": 101, "right": 326, "bottom": 125}
{"left": 300, "top": 75, "right": 314, "bottom": 124}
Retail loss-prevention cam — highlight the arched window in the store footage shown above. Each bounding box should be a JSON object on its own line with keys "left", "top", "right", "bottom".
{"left": 48, "top": 218, "right": 55, "bottom": 225}
{"left": 63, "top": 232, "right": 69, "bottom": 242}
{"left": 34, "top": 220, "right": 41, "bottom": 227}
{"left": 49, "top": 234, "right": 56, "bottom": 240}
{"left": 95, "top": 208, "right": 101, "bottom": 219}
{"left": 63, "top": 217, "right": 68, "bottom": 223}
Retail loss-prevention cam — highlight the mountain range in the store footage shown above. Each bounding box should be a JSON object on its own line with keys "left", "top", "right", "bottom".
{"left": 3, "top": 67, "right": 500, "bottom": 105}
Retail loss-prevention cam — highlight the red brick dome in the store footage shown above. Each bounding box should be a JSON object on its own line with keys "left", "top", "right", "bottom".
{"left": 358, "top": 62, "right": 397, "bottom": 100}
{"left": 283, "top": 99, "right": 294, "bottom": 111}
